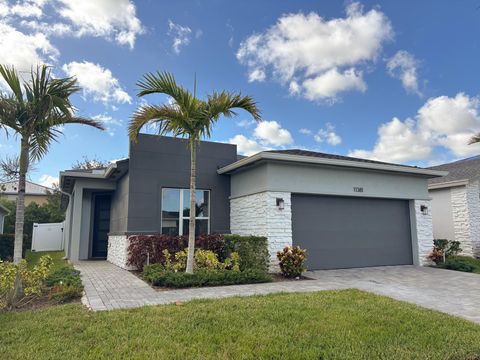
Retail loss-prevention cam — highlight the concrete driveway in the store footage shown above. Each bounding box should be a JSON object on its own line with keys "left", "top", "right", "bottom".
{"left": 307, "top": 266, "right": 480, "bottom": 324}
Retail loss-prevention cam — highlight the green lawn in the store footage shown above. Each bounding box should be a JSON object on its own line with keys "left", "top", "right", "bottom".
{"left": 25, "top": 250, "right": 67, "bottom": 272}
{"left": 0, "top": 290, "right": 479, "bottom": 360}
{"left": 448, "top": 256, "right": 480, "bottom": 273}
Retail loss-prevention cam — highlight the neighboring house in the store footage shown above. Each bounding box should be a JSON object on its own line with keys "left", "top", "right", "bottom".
{"left": 0, "top": 180, "right": 53, "bottom": 205}
{"left": 428, "top": 156, "right": 480, "bottom": 257}
{"left": 0, "top": 203, "right": 9, "bottom": 234}
{"left": 60, "top": 134, "right": 446, "bottom": 270}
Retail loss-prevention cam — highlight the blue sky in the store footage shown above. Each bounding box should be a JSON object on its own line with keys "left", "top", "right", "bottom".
{"left": 1, "top": 0, "right": 480, "bottom": 187}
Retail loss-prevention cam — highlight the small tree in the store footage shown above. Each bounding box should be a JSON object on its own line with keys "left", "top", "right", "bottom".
{"left": 0, "top": 65, "right": 104, "bottom": 263}
{"left": 71, "top": 156, "right": 111, "bottom": 170}
{"left": 129, "top": 72, "right": 261, "bottom": 273}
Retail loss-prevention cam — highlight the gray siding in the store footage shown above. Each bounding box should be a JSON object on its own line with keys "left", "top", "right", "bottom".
{"left": 126, "top": 134, "right": 237, "bottom": 234}
{"left": 110, "top": 173, "right": 129, "bottom": 233}
{"left": 430, "top": 187, "right": 456, "bottom": 241}
{"left": 231, "top": 162, "right": 431, "bottom": 200}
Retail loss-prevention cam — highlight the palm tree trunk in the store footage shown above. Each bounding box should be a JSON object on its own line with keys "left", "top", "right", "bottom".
{"left": 13, "top": 137, "right": 29, "bottom": 264}
{"left": 185, "top": 143, "right": 196, "bottom": 274}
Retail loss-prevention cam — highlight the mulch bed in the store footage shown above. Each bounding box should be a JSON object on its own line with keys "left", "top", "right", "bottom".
{"left": 3, "top": 294, "right": 81, "bottom": 313}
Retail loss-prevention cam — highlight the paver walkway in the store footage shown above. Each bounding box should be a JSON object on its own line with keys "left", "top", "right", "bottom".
{"left": 74, "top": 261, "right": 480, "bottom": 324}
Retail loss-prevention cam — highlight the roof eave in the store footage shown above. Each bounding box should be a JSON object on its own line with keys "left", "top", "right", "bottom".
{"left": 217, "top": 152, "right": 448, "bottom": 178}
{"left": 428, "top": 179, "right": 469, "bottom": 190}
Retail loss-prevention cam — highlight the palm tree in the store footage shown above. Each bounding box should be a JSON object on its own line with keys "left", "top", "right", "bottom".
{"left": 0, "top": 65, "right": 105, "bottom": 263}
{"left": 129, "top": 72, "right": 261, "bottom": 273}
{"left": 469, "top": 134, "right": 480, "bottom": 145}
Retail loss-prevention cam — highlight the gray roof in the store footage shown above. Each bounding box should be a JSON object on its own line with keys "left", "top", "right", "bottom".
{"left": 266, "top": 149, "right": 419, "bottom": 169}
{"left": 0, "top": 180, "right": 53, "bottom": 195}
{"left": 428, "top": 156, "right": 480, "bottom": 185}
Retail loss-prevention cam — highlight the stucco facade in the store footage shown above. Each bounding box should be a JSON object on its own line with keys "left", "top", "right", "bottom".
{"left": 60, "top": 137, "right": 444, "bottom": 270}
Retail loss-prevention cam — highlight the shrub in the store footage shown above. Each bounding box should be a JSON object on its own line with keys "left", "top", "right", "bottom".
{"left": 45, "top": 266, "right": 82, "bottom": 288}
{"left": 0, "top": 234, "right": 29, "bottom": 261}
{"left": 48, "top": 285, "right": 83, "bottom": 303}
{"left": 277, "top": 246, "right": 307, "bottom": 278}
{"left": 127, "top": 233, "right": 226, "bottom": 270}
{"left": 225, "top": 235, "right": 269, "bottom": 273}
{"left": 157, "top": 249, "right": 241, "bottom": 272}
{"left": 194, "top": 249, "right": 221, "bottom": 270}
{"left": 143, "top": 267, "right": 272, "bottom": 288}
{"left": 0, "top": 255, "right": 53, "bottom": 310}
{"left": 429, "top": 239, "right": 462, "bottom": 264}
{"left": 439, "top": 258, "right": 474, "bottom": 273}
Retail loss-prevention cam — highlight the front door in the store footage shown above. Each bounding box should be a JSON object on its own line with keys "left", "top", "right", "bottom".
{"left": 91, "top": 194, "right": 111, "bottom": 258}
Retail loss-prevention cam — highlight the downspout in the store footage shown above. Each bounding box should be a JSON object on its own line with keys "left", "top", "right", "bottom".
{"left": 58, "top": 188, "right": 72, "bottom": 260}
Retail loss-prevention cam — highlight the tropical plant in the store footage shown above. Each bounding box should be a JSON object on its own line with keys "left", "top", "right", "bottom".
{"left": 0, "top": 65, "right": 104, "bottom": 263}
{"left": 277, "top": 246, "right": 307, "bottom": 278}
{"left": 129, "top": 71, "right": 261, "bottom": 273}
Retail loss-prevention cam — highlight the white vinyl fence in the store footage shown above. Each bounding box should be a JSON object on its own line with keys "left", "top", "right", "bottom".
{"left": 31, "top": 222, "right": 64, "bottom": 252}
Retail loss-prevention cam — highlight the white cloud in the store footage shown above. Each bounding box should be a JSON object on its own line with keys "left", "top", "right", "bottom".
{"left": 248, "top": 68, "right": 265, "bottom": 82}
{"left": 92, "top": 113, "right": 122, "bottom": 136}
{"left": 236, "top": 119, "right": 255, "bottom": 128}
{"left": 20, "top": 20, "right": 73, "bottom": 36}
{"left": 57, "top": 0, "right": 143, "bottom": 49}
{"left": 302, "top": 68, "right": 367, "bottom": 101}
{"left": 237, "top": 2, "right": 393, "bottom": 102}
{"left": 253, "top": 120, "right": 293, "bottom": 146}
{"left": 387, "top": 50, "right": 421, "bottom": 95}
{"left": 314, "top": 123, "right": 342, "bottom": 146}
{"left": 349, "top": 93, "right": 480, "bottom": 163}
{"left": 168, "top": 20, "right": 192, "bottom": 54}
{"left": 10, "top": 1, "right": 43, "bottom": 18}
{"left": 38, "top": 174, "right": 58, "bottom": 188}
{"left": 299, "top": 128, "right": 312, "bottom": 135}
{"left": 228, "top": 134, "right": 265, "bottom": 156}
{"left": 62, "top": 61, "right": 132, "bottom": 106}
{"left": 0, "top": 22, "right": 58, "bottom": 88}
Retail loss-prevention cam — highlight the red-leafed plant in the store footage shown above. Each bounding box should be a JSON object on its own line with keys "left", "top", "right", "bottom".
{"left": 127, "top": 233, "right": 227, "bottom": 270}
{"left": 277, "top": 246, "right": 307, "bottom": 278}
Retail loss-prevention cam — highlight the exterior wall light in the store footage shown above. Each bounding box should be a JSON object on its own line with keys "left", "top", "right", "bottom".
{"left": 276, "top": 197, "right": 285, "bottom": 210}
{"left": 420, "top": 205, "right": 428, "bottom": 215}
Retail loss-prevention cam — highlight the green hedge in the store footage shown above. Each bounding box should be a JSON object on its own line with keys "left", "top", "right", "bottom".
{"left": 0, "top": 234, "right": 30, "bottom": 261}
{"left": 143, "top": 266, "right": 272, "bottom": 288}
{"left": 225, "top": 235, "right": 270, "bottom": 273}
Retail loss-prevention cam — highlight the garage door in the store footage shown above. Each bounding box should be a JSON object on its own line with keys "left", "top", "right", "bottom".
{"left": 292, "top": 194, "right": 413, "bottom": 270}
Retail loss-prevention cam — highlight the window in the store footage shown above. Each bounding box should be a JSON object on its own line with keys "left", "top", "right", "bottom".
{"left": 161, "top": 188, "right": 210, "bottom": 236}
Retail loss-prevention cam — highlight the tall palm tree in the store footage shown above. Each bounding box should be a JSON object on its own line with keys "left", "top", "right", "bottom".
{"left": 0, "top": 65, "right": 105, "bottom": 263}
{"left": 469, "top": 134, "right": 480, "bottom": 145}
{"left": 129, "top": 71, "right": 261, "bottom": 273}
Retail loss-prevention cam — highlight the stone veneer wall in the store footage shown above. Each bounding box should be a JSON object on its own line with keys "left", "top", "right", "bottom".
{"left": 230, "top": 191, "right": 292, "bottom": 270}
{"left": 450, "top": 185, "right": 475, "bottom": 257}
{"left": 107, "top": 235, "right": 136, "bottom": 270}
{"left": 465, "top": 181, "right": 480, "bottom": 257}
{"left": 412, "top": 199, "right": 435, "bottom": 265}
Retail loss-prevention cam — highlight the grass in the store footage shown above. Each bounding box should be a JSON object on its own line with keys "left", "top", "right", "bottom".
{"left": 447, "top": 256, "right": 480, "bottom": 273}
{"left": 0, "top": 290, "right": 479, "bottom": 359}
{"left": 25, "top": 250, "right": 67, "bottom": 272}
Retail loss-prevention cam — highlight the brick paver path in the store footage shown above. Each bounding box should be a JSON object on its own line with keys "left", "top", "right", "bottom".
{"left": 74, "top": 261, "right": 480, "bottom": 324}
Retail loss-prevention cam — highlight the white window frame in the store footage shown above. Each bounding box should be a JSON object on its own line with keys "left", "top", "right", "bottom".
{"left": 161, "top": 188, "right": 210, "bottom": 236}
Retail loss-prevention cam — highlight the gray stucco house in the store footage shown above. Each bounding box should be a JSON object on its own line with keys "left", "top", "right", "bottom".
{"left": 60, "top": 134, "right": 446, "bottom": 270}
{"left": 428, "top": 156, "right": 480, "bottom": 258}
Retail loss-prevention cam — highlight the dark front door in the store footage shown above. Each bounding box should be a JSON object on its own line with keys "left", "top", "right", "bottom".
{"left": 91, "top": 194, "right": 111, "bottom": 258}
{"left": 292, "top": 194, "right": 413, "bottom": 270}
